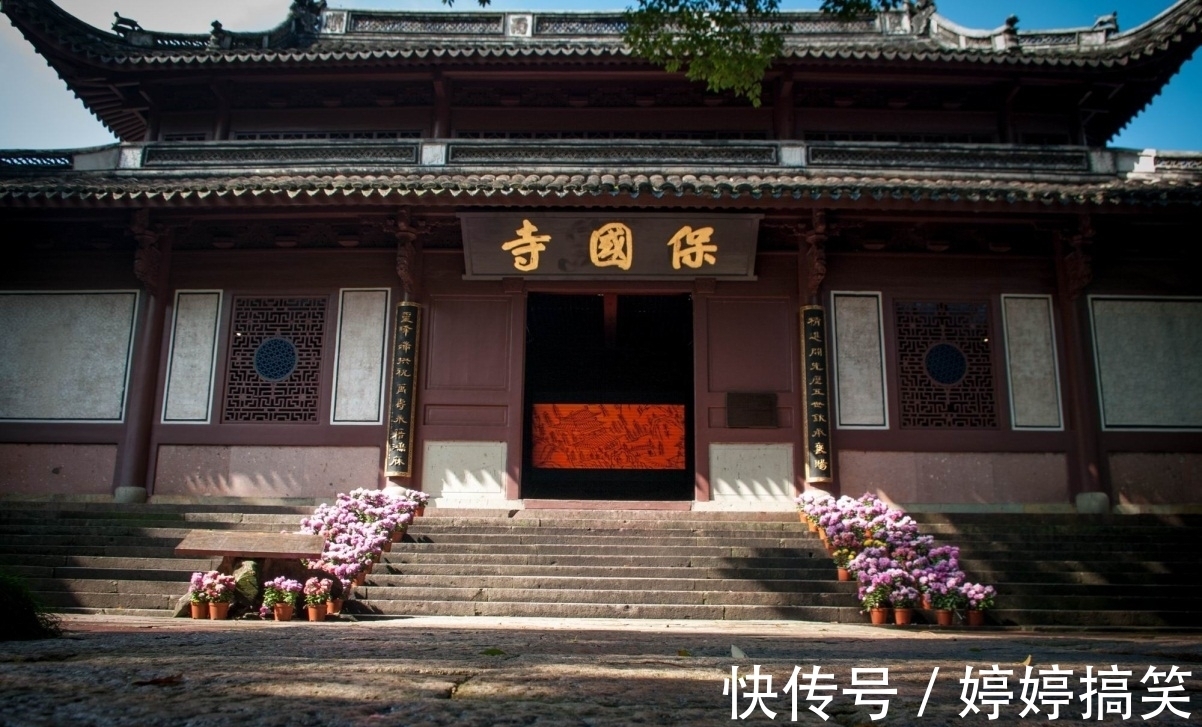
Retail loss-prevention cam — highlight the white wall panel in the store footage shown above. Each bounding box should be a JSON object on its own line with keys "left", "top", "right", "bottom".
{"left": 1090, "top": 297, "right": 1202, "bottom": 429}
{"left": 0, "top": 291, "right": 137, "bottom": 421}
{"left": 332, "top": 288, "right": 390, "bottom": 424}
{"left": 163, "top": 290, "right": 222, "bottom": 423}
{"left": 1001, "top": 295, "right": 1062, "bottom": 429}
{"left": 831, "top": 292, "right": 888, "bottom": 428}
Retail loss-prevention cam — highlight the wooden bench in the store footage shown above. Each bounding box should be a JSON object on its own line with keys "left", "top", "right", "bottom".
{"left": 175, "top": 531, "right": 325, "bottom": 574}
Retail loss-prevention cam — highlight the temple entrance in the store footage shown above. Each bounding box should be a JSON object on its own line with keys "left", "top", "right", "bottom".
{"left": 521, "top": 292, "right": 694, "bottom": 500}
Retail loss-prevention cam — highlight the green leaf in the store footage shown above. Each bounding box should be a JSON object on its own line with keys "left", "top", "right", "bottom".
{"left": 622, "top": 0, "right": 789, "bottom": 107}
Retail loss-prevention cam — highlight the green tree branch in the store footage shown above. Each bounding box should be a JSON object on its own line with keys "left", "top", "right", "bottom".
{"left": 443, "top": 0, "right": 905, "bottom": 107}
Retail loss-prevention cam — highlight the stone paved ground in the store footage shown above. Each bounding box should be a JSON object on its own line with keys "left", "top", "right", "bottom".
{"left": 1, "top": 615, "right": 1199, "bottom": 727}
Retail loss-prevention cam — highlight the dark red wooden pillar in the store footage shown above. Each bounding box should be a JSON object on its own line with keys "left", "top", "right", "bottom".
{"left": 113, "top": 210, "right": 171, "bottom": 502}
{"left": 1054, "top": 218, "right": 1107, "bottom": 507}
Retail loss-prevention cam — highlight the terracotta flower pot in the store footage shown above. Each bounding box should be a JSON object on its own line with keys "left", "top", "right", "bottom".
{"left": 807, "top": 521, "right": 818, "bottom": 533}
{"left": 921, "top": 593, "right": 933, "bottom": 610}
{"left": 190, "top": 602, "right": 208, "bottom": 619}
{"left": 836, "top": 567, "right": 851, "bottom": 582}
{"left": 273, "top": 603, "right": 294, "bottom": 622}
{"left": 416, "top": 505, "right": 425, "bottom": 517}
{"left": 208, "top": 601, "right": 231, "bottom": 620}
{"left": 869, "top": 607, "right": 891, "bottom": 625}
{"left": 935, "top": 609, "right": 954, "bottom": 626}
{"left": 307, "top": 603, "right": 327, "bottom": 622}
{"left": 327, "top": 598, "right": 343, "bottom": 616}
{"left": 893, "top": 608, "right": 914, "bottom": 626}
{"left": 967, "top": 609, "right": 986, "bottom": 627}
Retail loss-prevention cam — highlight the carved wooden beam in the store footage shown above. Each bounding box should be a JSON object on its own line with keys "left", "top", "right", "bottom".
{"left": 130, "top": 209, "right": 163, "bottom": 298}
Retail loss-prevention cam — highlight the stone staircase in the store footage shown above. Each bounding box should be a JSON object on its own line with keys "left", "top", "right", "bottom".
{"left": 359, "top": 510, "right": 860, "bottom": 620}
{"left": 0, "top": 502, "right": 310, "bottom": 617}
{"left": 0, "top": 502, "right": 1199, "bottom": 628}
{"left": 911, "top": 513, "right": 1202, "bottom": 629}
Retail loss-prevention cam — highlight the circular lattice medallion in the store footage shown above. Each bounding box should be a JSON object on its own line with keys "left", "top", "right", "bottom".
{"left": 924, "top": 342, "right": 968, "bottom": 385}
{"left": 253, "top": 337, "right": 298, "bottom": 381}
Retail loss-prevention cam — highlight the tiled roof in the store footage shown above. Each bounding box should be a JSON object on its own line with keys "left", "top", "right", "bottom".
{"left": 2, "top": 141, "right": 1199, "bottom": 210}
{"left": 4, "top": 0, "right": 1199, "bottom": 69}
{"left": 4, "top": 0, "right": 1199, "bottom": 145}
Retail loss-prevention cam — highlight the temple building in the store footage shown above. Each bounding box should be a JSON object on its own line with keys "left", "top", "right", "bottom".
{"left": 1, "top": 0, "right": 1200, "bottom": 512}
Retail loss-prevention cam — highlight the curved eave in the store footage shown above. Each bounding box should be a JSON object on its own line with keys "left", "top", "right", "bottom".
{"left": 2, "top": 169, "right": 1198, "bottom": 212}
{"left": 6, "top": 0, "right": 1201, "bottom": 71}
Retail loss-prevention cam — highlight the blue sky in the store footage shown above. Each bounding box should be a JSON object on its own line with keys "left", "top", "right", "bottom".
{"left": 1, "top": 0, "right": 1197, "bottom": 150}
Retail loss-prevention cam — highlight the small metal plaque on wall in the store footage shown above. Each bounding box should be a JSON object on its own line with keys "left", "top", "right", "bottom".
{"left": 726, "top": 393, "right": 778, "bottom": 428}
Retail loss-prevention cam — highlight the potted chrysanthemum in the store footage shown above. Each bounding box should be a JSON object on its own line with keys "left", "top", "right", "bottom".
{"left": 200, "top": 571, "right": 236, "bottom": 620}
{"left": 186, "top": 571, "right": 210, "bottom": 619}
{"left": 261, "top": 577, "right": 303, "bottom": 622}
{"left": 960, "top": 582, "right": 996, "bottom": 626}
{"left": 303, "top": 577, "right": 333, "bottom": 622}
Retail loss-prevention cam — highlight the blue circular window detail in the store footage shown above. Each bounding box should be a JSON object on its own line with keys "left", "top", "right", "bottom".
{"left": 925, "top": 343, "right": 968, "bottom": 385}
{"left": 254, "top": 337, "right": 298, "bottom": 381}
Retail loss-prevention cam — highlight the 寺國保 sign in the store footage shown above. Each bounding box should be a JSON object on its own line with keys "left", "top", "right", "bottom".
{"left": 459, "top": 213, "right": 761, "bottom": 280}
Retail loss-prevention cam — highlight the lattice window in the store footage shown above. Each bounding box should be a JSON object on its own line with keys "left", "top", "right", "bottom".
{"left": 222, "top": 297, "right": 327, "bottom": 423}
{"left": 895, "top": 301, "right": 998, "bottom": 429}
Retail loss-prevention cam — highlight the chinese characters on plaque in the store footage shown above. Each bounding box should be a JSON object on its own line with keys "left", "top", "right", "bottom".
{"left": 461, "top": 213, "right": 760, "bottom": 280}
{"left": 802, "top": 306, "right": 833, "bottom": 484}
{"left": 385, "top": 301, "right": 421, "bottom": 478}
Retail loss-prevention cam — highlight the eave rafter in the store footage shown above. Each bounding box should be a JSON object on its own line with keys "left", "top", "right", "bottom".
{"left": 3, "top": 0, "right": 1200, "bottom": 143}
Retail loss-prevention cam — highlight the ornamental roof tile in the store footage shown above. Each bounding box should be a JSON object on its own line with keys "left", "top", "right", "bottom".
{"left": 4, "top": 0, "right": 1199, "bottom": 69}
{"left": 2, "top": 143, "right": 1199, "bottom": 210}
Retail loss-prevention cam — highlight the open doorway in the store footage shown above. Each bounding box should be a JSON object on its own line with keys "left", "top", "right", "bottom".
{"left": 522, "top": 292, "right": 694, "bottom": 500}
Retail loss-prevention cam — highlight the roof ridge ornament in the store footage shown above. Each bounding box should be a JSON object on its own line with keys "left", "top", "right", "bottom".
{"left": 291, "top": 0, "right": 327, "bottom": 36}
{"left": 111, "top": 11, "right": 142, "bottom": 37}
{"left": 209, "top": 20, "right": 228, "bottom": 49}
{"left": 906, "top": 0, "right": 936, "bottom": 35}
{"left": 1092, "top": 11, "right": 1118, "bottom": 34}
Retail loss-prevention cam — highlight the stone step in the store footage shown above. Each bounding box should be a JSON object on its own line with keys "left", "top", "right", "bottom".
{"left": 0, "top": 534, "right": 189, "bottom": 548}
{"left": 0, "top": 544, "right": 187, "bottom": 558}
{"left": 353, "top": 585, "right": 857, "bottom": 608}
{"left": 406, "top": 526, "right": 817, "bottom": 538}
{"left": 394, "top": 537, "right": 828, "bottom": 552}
{"left": 0, "top": 553, "right": 217, "bottom": 571}
{"left": 988, "top": 608, "right": 1202, "bottom": 629}
{"left": 366, "top": 574, "right": 859, "bottom": 594}
{"left": 40, "top": 566, "right": 202, "bottom": 582}
{"left": 382, "top": 551, "right": 830, "bottom": 570}
{"left": 349, "top": 599, "right": 864, "bottom": 622}
{"left": 24, "top": 578, "right": 184, "bottom": 596}
{"left": 382, "top": 542, "right": 825, "bottom": 558}
{"left": 53, "top": 607, "right": 176, "bottom": 618}
{"left": 0, "top": 523, "right": 291, "bottom": 537}
{"left": 381, "top": 562, "right": 843, "bottom": 581}
{"left": 32, "top": 590, "right": 180, "bottom": 611}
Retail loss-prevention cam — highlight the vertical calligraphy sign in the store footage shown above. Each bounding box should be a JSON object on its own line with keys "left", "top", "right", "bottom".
{"left": 802, "top": 306, "right": 834, "bottom": 484}
{"left": 385, "top": 301, "right": 421, "bottom": 478}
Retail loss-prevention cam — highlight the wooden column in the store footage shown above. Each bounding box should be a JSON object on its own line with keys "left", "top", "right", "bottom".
{"left": 112, "top": 210, "right": 171, "bottom": 502}
{"left": 432, "top": 72, "right": 450, "bottom": 139}
{"left": 798, "top": 211, "right": 836, "bottom": 494}
{"left": 773, "top": 71, "right": 795, "bottom": 140}
{"left": 385, "top": 211, "right": 424, "bottom": 488}
{"left": 1054, "top": 216, "right": 1107, "bottom": 504}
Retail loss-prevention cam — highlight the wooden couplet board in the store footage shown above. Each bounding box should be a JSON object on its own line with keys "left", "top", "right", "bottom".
{"left": 386, "top": 301, "right": 421, "bottom": 478}
{"left": 801, "top": 305, "right": 834, "bottom": 484}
